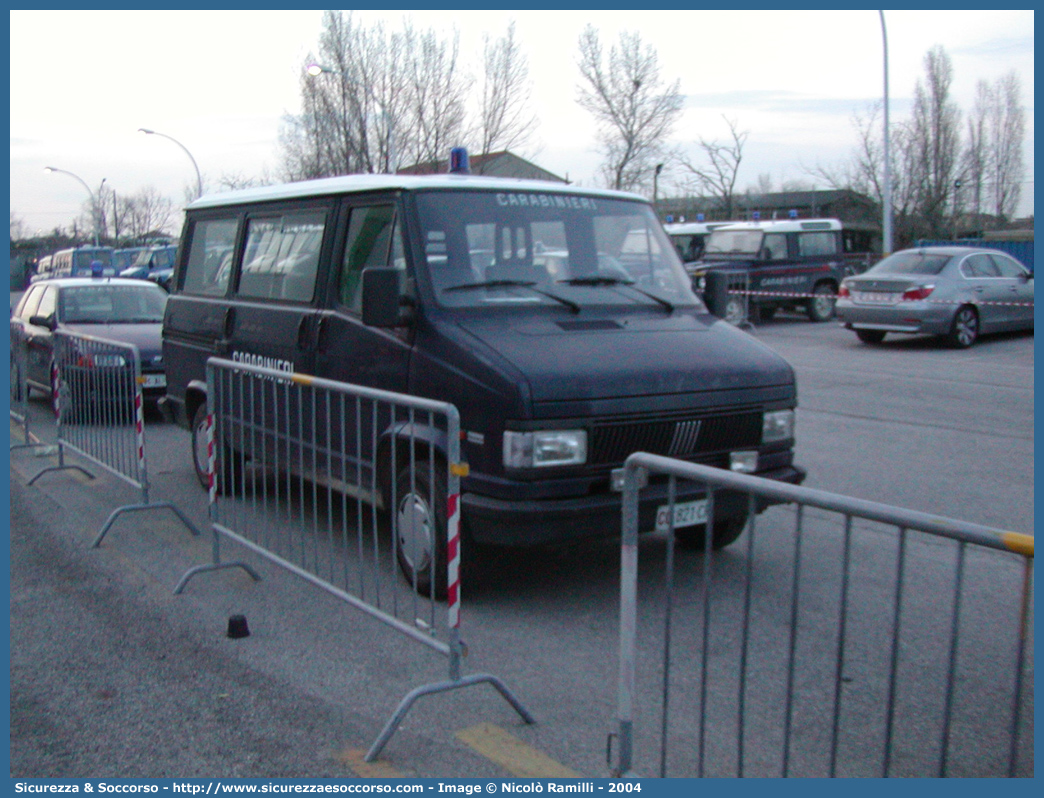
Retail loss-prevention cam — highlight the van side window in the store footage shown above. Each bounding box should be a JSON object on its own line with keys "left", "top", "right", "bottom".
{"left": 182, "top": 218, "right": 239, "bottom": 296}
{"left": 764, "top": 233, "right": 788, "bottom": 260}
{"left": 239, "top": 211, "right": 325, "bottom": 302}
{"left": 797, "top": 232, "right": 839, "bottom": 257}
{"left": 337, "top": 205, "right": 401, "bottom": 314}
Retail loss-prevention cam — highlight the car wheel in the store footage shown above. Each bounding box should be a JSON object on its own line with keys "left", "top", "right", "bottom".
{"left": 724, "top": 296, "right": 747, "bottom": 325}
{"left": 945, "top": 306, "right": 979, "bottom": 348}
{"left": 394, "top": 462, "right": 448, "bottom": 599}
{"left": 675, "top": 515, "right": 748, "bottom": 551}
{"left": 856, "top": 329, "right": 887, "bottom": 344}
{"left": 807, "top": 282, "right": 837, "bottom": 322}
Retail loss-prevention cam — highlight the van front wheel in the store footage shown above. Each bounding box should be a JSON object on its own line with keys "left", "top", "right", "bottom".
{"left": 191, "top": 403, "right": 243, "bottom": 493}
{"left": 394, "top": 464, "right": 448, "bottom": 600}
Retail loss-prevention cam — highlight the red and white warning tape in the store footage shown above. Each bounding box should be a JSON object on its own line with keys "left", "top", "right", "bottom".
{"left": 726, "top": 288, "right": 1034, "bottom": 307}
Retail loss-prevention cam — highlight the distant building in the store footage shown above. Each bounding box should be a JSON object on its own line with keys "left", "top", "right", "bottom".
{"left": 397, "top": 150, "right": 567, "bottom": 183}
{"left": 661, "top": 189, "right": 880, "bottom": 227}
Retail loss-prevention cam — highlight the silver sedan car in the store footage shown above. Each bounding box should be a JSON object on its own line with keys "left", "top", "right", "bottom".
{"left": 835, "top": 246, "right": 1034, "bottom": 348}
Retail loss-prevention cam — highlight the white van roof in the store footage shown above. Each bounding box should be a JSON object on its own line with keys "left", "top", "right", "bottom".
{"left": 711, "top": 218, "right": 843, "bottom": 234}
{"left": 187, "top": 174, "right": 645, "bottom": 211}
{"left": 663, "top": 221, "right": 736, "bottom": 235}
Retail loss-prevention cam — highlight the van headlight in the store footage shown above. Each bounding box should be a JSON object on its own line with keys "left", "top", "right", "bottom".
{"left": 762, "top": 409, "right": 795, "bottom": 443}
{"left": 503, "top": 430, "right": 588, "bottom": 468}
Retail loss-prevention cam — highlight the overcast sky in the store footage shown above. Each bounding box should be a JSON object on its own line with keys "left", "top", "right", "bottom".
{"left": 9, "top": 9, "right": 1035, "bottom": 235}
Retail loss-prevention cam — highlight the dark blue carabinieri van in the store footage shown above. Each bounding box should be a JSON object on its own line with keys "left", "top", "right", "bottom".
{"left": 161, "top": 172, "right": 805, "bottom": 579}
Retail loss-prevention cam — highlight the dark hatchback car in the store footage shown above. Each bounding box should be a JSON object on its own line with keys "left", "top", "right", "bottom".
{"left": 10, "top": 277, "right": 168, "bottom": 413}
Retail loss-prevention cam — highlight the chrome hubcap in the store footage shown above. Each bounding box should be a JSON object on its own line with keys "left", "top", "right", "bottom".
{"left": 956, "top": 311, "right": 977, "bottom": 345}
{"left": 814, "top": 291, "right": 835, "bottom": 316}
{"left": 724, "top": 298, "right": 745, "bottom": 325}
{"left": 397, "top": 491, "right": 434, "bottom": 572}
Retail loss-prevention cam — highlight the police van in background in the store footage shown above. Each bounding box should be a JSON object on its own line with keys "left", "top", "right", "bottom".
{"left": 663, "top": 220, "right": 734, "bottom": 264}
{"left": 161, "top": 154, "right": 806, "bottom": 589}
{"left": 687, "top": 218, "right": 879, "bottom": 323}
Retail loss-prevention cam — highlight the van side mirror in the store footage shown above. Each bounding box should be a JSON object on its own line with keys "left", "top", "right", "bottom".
{"left": 362, "top": 267, "right": 407, "bottom": 327}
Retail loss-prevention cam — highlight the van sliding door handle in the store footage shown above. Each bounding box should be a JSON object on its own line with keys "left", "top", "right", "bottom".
{"left": 223, "top": 307, "right": 236, "bottom": 337}
{"left": 297, "top": 316, "right": 312, "bottom": 350}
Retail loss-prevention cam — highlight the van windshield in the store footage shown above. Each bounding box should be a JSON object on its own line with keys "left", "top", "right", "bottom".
{"left": 704, "top": 229, "right": 764, "bottom": 257}
{"left": 414, "top": 189, "right": 700, "bottom": 311}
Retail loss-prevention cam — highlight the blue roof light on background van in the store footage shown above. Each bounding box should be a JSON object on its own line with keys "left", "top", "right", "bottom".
{"left": 696, "top": 213, "right": 705, "bottom": 222}
{"left": 789, "top": 209, "right": 798, "bottom": 219}
{"left": 449, "top": 147, "right": 470, "bottom": 174}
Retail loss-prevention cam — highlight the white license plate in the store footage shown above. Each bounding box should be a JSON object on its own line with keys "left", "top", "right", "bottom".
{"left": 141, "top": 374, "right": 166, "bottom": 388}
{"left": 655, "top": 499, "right": 708, "bottom": 533}
{"left": 855, "top": 291, "right": 897, "bottom": 303}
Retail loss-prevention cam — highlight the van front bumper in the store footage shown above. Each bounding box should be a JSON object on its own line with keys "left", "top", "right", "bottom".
{"left": 461, "top": 464, "right": 806, "bottom": 546}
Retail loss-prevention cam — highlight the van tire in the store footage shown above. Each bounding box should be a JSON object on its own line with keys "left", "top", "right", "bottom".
{"left": 807, "top": 282, "right": 837, "bottom": 322}
{"left": 191, "top": 403, "right": 243, "bottom": 493}
{"left": 394, "top": 463, "right": 448, "bottom": 600}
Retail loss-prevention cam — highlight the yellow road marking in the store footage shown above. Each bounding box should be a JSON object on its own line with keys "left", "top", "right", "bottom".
{"left": 456, "top": 723, "right": 582, "bottom": 778}
{"left": 336, "top": 748, "right": 409, "bottom": 778}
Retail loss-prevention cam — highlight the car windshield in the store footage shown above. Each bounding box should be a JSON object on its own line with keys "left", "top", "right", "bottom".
{"left": 867, "top": 251, "right": 951, "bottom": 276}
{"left": 704, "top": 229, "right": 764, "bottom": 257}
{"left": 59, "top": 285, "right": 168, "bottom": 324}
{"left": 414, "top": 189, "right": 699, "bottom": 311}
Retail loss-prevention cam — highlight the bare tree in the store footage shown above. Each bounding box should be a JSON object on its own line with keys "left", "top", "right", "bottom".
{"left": 806, "top": 103, "right": 920, "bottom": 246}
{"left": 962, "top": 80, "right": 991, "bottom": 222}
{"left": 908, "top": 46, "right": 961, "bottom": 238}
{"left": 280, "top": 12, "right": 472, "bottom": 178}
{"left": 402, "top": 23, "right": 470, "bottom": 167}
{"left": 679, "top": 117, "right": 748, "bottom": 219}
{"left": 576, "top": 25, "right": 682, "bottom": 193}
{"left": 119, "top": 188, "right": 175, "bottom": 242}
{"left": 987, "top": 71, "right": 1026, "bottom": 221}
{"left": 476, "top": 21, "right": 536, "bottom": 168}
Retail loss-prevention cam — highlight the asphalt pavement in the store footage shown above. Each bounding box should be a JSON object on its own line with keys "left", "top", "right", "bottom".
{"left": 8, "top": 310, "right": 1035, "bottom": 779}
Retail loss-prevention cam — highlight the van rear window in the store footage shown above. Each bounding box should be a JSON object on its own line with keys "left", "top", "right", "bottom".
{"left": 182, "top": 218, "right": 239, "bottom": 296}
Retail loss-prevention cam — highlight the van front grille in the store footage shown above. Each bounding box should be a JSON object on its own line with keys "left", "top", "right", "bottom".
{"left": 589, "top": 410, "right": 762, "bottom": 465}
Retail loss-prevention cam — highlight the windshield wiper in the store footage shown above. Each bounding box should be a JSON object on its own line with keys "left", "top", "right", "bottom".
{"left": 557, "top": 277, "right": 675, "bottom": 313}
{"left": 444, "top": 279, "right": 580, "bottom": 313}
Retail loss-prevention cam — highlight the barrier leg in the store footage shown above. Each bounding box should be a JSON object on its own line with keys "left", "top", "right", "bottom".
{"left": 365, "top": 672, "right": 535, "bottom": 762}
{"left": 92, "top": 501, "right": 203, "bottom": 548}
{"left": 174, "top": 560, "right": 262, "bottom": 595}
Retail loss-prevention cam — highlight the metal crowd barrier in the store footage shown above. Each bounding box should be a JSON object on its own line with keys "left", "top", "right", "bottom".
{"left": 612, "top": 453, "right": 1034, "bottom": 778}
{"left": 27, "top": 329, "right": 199, "bottom": 544}
{"left": 176, "top": 357, "right": 532, "bottom": 761}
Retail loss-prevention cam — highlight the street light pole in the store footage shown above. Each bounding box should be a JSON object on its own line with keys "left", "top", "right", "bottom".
{"left": 44, "top": 166, "right": 100, "bottom": 246}
{"left": 138, "top": 128, "right": 204, "bottom": 198}
{"left": 307, "top": 63, "right": 397, "bottom": 174}
{"left": 879, "top": 10, "right": 893, "bottom": 256}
